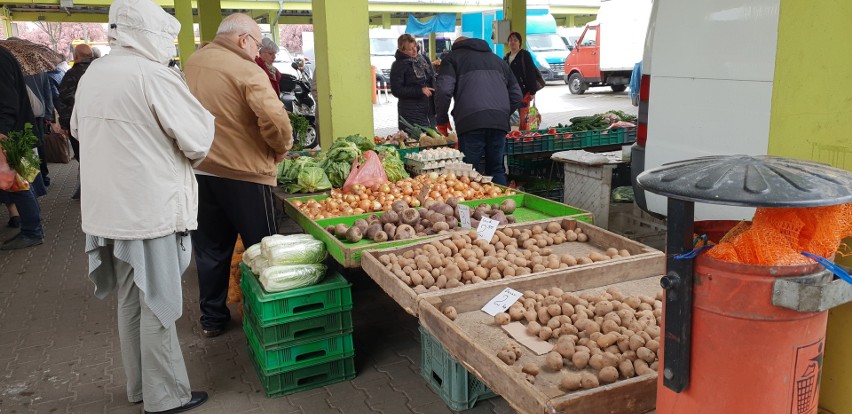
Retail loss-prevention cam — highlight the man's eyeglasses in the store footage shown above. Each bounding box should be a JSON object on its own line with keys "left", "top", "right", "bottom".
{"left": 242, "top": 33, "right": 261, "bottom": 48}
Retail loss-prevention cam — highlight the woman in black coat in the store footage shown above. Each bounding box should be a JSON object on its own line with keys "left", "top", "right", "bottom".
{"left": 504, "top": 31, "right": 538, "bottom": 129}
{"left": 390, "top": 34, "right": 436, "bottom": 131}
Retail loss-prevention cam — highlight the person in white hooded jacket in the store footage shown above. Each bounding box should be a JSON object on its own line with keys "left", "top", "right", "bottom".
{"left": 70, "top": 0, "right": 214, "bottom": 412}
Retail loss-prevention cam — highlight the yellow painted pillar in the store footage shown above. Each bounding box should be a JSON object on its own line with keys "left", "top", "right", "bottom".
{"left": 568, "top": 15, "right": 576, "bottom": 27}
{"left": 1, "top": 7, "right": 12, "bottom": 38}
{"left": 382, "top": 12, "right": 391, "bottom": 30}
{"left": 428, "top": 32, "right": 436, "bottom": 61}
{"left": 174, "top": 0, "right": 195, "bottom": 64}
{"left": 197, "top": 0, "right": 222, "bottom": 42}
{"left": 504, "top": 0, "right": 527, "bottom": 45}
{"left": 312, "top": 0, "right": 373, "bottom": 149}
{"left": 269, "top": 10, "right": 279, "bottom": 44}
{"left": 766, "top": 1, "right": 852, "bottom": 411}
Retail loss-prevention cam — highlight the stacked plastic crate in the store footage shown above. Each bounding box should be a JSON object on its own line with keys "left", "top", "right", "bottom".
{"left": 240, "top": 263, "right": 355, "bottom": 397}
{"left": 419, "top": 325, "right": 497, "bottom": 410}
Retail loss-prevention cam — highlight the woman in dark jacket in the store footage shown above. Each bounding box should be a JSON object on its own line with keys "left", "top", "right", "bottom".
{"left": 504, "top": 31, "right": 538, "bottom": 129}
{"left": 390, "top": 34, "right": 436, "bottom": 131}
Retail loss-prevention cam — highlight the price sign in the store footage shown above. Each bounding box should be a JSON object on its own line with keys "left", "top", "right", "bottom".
{"left": 476, "top": 217, "right": 500, "bottom": 242}
{"left": 457, "top": 205, "right": 471, "bottom": 228}
{"left": 481, "top": 288, "right": 523, "bottom": 316}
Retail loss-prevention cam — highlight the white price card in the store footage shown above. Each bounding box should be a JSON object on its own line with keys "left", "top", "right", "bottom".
{"left": 476, "top": 217, "right": 500, "bottom": 242}
{"left": 481, "top": 288, "right": 523, "bottom": 316}
{"left": 457, "top": 205, "right": 471, "bottom": 229}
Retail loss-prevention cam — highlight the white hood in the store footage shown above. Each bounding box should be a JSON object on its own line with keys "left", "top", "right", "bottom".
{"left": 108, "top": 0, "right": 180, "bottom": 65}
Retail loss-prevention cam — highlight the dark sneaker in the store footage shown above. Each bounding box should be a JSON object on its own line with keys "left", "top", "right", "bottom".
{"left": 201, "top": 327, "right": 224, "bottom": 338}
{"left": 144, "top": 391, "right": 208, "bottom": 414}
{"left": 71, "top": 186, "right": 81, "bottom": 200}
{"left": 6, "top": 216, "right": 20, "bottom": 228}
{"left": 0, "top": 235, "right": 44, "bottom": 250}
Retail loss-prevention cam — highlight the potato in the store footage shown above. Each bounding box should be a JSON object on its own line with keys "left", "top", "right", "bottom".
{"left": 545, "top": 351, "right": 563, "bottom": 371}
{"left": 524, "top": 310, "right": 538, "bottom": 322}
{"left": 413, "top": 285, "right": 428, "bottom": 294}
{"left": 578, "top": 257, "right": 593, "bottom": 265}
{"left": 538, "top": 327, "right": 553, "bottom": 341}
{"left": 589, "top": 354, "right": 604, "bottom": 371}
{"left": 527, "top": 321, "right": 542, "bottom": 336}
{"left": 589, "top": 252, "right": 609, "bottom": 262}
{"left": 494, "top": 312, "right": 511, "bottom": 325}
{"left": 598, "top": 366, "right": 619, "bottom": 384}
{"left": 508, "top": 306, "right": 526, "bottom": 321}
{"left": 547, "top": 317, "right": 562, "bottom": 330}
{"left": 629, "top": 334, "right": 646, "bottom": 351}
{"left": 602, "top": 352, "right": 620, "bottom": 368}
{"left": 554, "top": 336, "right": 575, "bottom": 358}
{"left": 645, "top": 339, "right": 660, "bottom": 354}
{"left": 619, "top": 249, "right": 631, "bottom": 257}
{"left": 546, "top": 222, "right": 562, "bottom": 233}
{"left": 618, "top": 359, "right": 636, "bottom": 378}
{"left": 577, "top": 233, "right": 589, "bottom": 243}
{"left": 572, "top": 351, "right": 591, "bottom": 369}
{"left": 580, "top": 371, "right": 599, "bottom": 389}
{"left": 596, "top": 332, "right": 619, "bottom": 348}
{"left": 547, "top": 304, "right": 562, "bottom": 317}
{"left": 637, "top": 347, "right": 657, "bottom": 363}
{"left": 497, "top": 349, "right": 516, "bottom": 365}
{"left": 442, "top": 306, "right": 458, "bottom": 321}
{"left": 560, "top": 372, "right": 582, "bottom": 391}
{"left": 601, "top": 319, "right": 620, "bottom": 335}
{"left": 634, "top": 359, "right": 655, "bottom": 376}
{"left": 521, "top": 363, "right": 538, "bottom": 376}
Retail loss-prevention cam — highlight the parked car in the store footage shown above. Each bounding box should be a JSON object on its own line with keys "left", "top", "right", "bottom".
{"left": 272, "top": 48, "right": 301, "bottom": 79}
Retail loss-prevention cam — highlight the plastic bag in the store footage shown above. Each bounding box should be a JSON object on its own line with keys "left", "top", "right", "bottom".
{"left": 525, "top": 99, "right": 542, "bottom": 130}
{"left": 0, "top": 149, "right": 15, "bottom": 191}
{"left": 342, "top": 150, "right": 388, "bottom": 192}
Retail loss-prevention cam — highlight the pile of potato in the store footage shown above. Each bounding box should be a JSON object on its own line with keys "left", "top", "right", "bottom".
{"left": 327, "top": 198, "right": 518, "bottom": 244}
{"left": 378, "top": 221, "right": 631, "bottom": 293}
{"left": 493, "top": 287, "right": 662, "bottom": 390}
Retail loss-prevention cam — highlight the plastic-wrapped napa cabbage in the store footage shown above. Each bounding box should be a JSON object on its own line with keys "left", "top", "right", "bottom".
{"left": 260, "top": 234, "right": 319, "bottom": 258}
{"left": 266, "top": 238, "right": 327, "bottom": 265}
{"left": 260, "top": 264, "right": 327, "bottom": 292}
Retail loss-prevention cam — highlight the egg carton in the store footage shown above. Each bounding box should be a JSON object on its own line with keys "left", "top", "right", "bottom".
{"left": 405, "top": 148, "right": 465, "bottom": 162}
{"left": 405, "top": 156, "right": 465, "bottom": 170}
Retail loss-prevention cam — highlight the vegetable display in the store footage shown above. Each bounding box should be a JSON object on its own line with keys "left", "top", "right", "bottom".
{"left": 292, "top": 173, "right": 514, "bottom": 220}
{"left": 553, "top": 110, "right": 638, "bottom": 132}
{"left": 492, "top": 287, "right": 662, "bottom": 391}
{"left": 288, "top": 113, "right": 310, "bottom": 150}
{"left": 325, "top": 198, "right": 518, "bottom": 243}
{"left": 374, "top": 146, "right": 409, "bottom": 182}
{"left": 375, "top": 222, "right": 629, "bottom": 294}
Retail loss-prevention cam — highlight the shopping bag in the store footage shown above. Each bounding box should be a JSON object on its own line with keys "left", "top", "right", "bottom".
{"left": 0, "top": 149, "right": 15, "bottom": 191}
{"left": 43, "top": 131, "right": 71, "bottom": 164}
{"left": 342, "top": 150, "right": 388, "bottom": 192}
{"left": 525, "top": 99, "right": 542, "bottom": 130}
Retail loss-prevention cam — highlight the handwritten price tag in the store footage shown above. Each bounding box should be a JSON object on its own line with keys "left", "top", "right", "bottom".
{"left": 476, "top": 217, "right": 500, "bottom": 242}
{"left": 481, "top": 288, "right": 523, "bottom": 316}
{"left": 457, "top": 205, "right": 471, "bottom": 229}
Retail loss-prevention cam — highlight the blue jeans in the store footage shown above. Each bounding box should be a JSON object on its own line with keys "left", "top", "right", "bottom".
{"left": 458, "top": 128, "right": 508, "bottom": 186}
{"left": 4, "top": 187, "right": 43, "bottom": 239}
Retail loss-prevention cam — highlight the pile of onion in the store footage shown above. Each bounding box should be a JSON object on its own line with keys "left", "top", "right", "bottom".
{"left": 292, "top": 173, "right": 513, "bottom": 220}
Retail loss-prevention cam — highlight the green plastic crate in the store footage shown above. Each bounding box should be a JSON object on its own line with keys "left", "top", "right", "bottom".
{"left": 241, "top": 264, "right": 353, "bottom": 328}
{"left": 419, "top": 325, "right": 497, "bottom": 411}
{"left": 243, "top": 304, "right": 354, "bottom": 349}
{"left": 248, "top": 346, "right": 356, "bottom": 398}
{"left": 245, "top": 320, "right": 354, "bottom": 373}
{"left": 505, "top": 133, "right": 556, "bottom": 154}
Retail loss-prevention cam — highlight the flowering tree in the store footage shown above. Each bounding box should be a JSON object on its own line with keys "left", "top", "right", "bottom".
{"left": 279, "top": 24, "right": 313, "bottom": 53}
{"left": 16, "top": 22, "right": 107, "bottom": 60}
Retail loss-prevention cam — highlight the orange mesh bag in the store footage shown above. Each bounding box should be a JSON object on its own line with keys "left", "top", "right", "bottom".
{"left": 227, "top": 236, "right": 245, "bottom": 314}
{"left": 706, "top": 203, "right": 852, "bottom": 266}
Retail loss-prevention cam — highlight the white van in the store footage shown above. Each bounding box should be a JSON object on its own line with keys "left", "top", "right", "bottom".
{"left": 631, "top": 0, "right": 784, "bottom": 221}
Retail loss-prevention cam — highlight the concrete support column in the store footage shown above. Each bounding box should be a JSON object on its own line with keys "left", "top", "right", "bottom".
{"left": 198, "top": 0, "right": 222, "bottom": 42}
{"left": 313, "top": 0, "right": 373, "bottom": 149}
{"left": 174, "top": 0, "right": 195, "bottom": 63}
{"left": 428, "top": 32, "right": 436, "bottom": 61}
{"left": 504, "top": 0, "right": 527, "bottom": 45}
{"left": 382, "top": 12, "right": 391, "bottom": 29}
{"left": 568, "top": 15, "right": 576, "bottom": 27}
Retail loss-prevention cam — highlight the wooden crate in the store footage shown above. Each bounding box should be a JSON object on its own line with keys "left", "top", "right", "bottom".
{"left": 361, "top": 217, "right": 664, "bottom": 316}
{"left": 419, "top": 276, "right": 662, "bottom": 414}
{"left": 281, "top": 193, "right": 593, "bottom": 268}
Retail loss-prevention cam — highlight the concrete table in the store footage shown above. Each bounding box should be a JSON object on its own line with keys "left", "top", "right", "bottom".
{"left": 552, "top": 150, "right": 625, "bottom": 229}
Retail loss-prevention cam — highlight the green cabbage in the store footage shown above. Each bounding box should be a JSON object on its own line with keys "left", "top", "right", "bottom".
{"left": 289, "top": 166, "right": 331, "bottom": 193}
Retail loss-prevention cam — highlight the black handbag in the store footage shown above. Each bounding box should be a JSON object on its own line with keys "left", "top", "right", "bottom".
{"left": 520, "top": 50, "right": 546, "bottom": 92}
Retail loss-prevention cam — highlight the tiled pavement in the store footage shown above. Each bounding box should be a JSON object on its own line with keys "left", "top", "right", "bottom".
{"left": 0, "top": 162, "right": 515, "bottom": 413}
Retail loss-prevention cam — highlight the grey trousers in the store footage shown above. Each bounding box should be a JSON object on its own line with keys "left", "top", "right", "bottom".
{"left": 113, "top": 255, "right": 192, "bottom": 412}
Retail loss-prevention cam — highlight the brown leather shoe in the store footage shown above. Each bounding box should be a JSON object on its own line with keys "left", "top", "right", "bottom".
{"left": 144, "top": 391, "right": 208, "bottom": 414}
{"left": 201, "top": 328, "right": 224, "bottom": 338}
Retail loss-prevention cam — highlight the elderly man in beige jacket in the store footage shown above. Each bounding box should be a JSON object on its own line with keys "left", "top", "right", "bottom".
{"left": 184, "top": 14, "right": 293, "bottom": 338}
{"left": 72, "top": 0, "right": 214, "bottom": 412}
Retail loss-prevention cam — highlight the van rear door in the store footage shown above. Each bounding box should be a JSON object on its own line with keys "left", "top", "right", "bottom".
{"left": 567, "top": 25, "right": 601, "bottom": 81}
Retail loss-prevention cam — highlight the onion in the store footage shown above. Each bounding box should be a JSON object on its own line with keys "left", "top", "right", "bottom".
{"left": 353, "top": 208, "right": 365, "bottom": 215}
{"left": 358, "top": 199, "right": 371, "bottom": 210}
